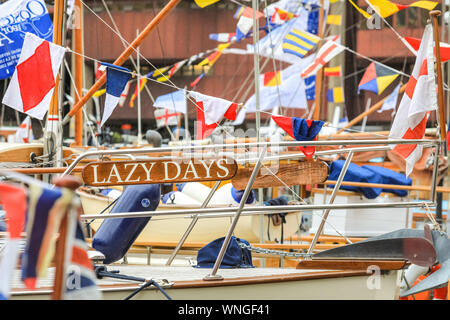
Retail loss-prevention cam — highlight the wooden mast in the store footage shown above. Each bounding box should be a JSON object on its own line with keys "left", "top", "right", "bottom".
{"left": 61, "top": 0, "right": 182, "bottom": 126}
{"left": 73, "top": 0, "right": 84, "bottom": 146}
{"left": 312, "top": 0, "right": 325, "bottom": 121}
{"left": 430, "top": 11, "right": 447, "bottom": 147}
{"left": 44, "top": 0, "right": 66, "bottom": 171}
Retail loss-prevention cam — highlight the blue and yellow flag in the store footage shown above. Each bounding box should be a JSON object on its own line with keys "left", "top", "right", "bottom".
{"left": 327, "top": 87, "right": 345, "bottom": 103}
{"left": 358, "top": 62, "right": 399, "bottom": 95}
{"left": 282, "top": 29, "right": 320, "bottom": 59}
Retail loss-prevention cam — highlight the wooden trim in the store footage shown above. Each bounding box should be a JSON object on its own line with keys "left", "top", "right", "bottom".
{"left": 296, "top": 259, "right": 407, "bottom": 270}
{"left": 171, "top": 270, "right": 369, "bottom": 289}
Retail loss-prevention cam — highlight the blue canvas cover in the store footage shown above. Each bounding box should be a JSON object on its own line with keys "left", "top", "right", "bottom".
{"left": 92, "top": 184, "right": 160, "bottom": 264}
{"left": 196, "top": 236, "right": 254, "bottom": 269}
{"left": 362, "top": 165, "right": 412, "bottom": 197}
{"left": 329, "top": 160, "right": 383, "bottom": 199}
{"left": 231, "top": 186, "right": 256, "bottom": 204}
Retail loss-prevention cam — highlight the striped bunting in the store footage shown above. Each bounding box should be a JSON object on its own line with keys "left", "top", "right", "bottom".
{"left": 282, "top": 29, "right": 320, "bottom": 59}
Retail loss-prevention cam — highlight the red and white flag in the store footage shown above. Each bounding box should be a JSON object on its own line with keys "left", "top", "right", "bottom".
{"left": 389, "top": 24, "right": 437, "bottom": 177}
{"left": 0, "top": 183, "right": 27, "bottom": 300}
{"left": 118, "top": 81, "right": 130, "bottom": 108}
{"left": 2, "top": 33, "right": 66, "bottom": 120}
{"left": 301, "top": 35, "right": 344, "bottom": 78}
{"left": 189, "top": 91, "right": 238, "bottom": 126}
{"left": 14, "top": 116, "right": 33, "bottom": 143}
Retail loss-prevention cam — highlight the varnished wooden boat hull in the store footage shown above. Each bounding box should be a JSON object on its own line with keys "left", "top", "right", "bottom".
{"left": 9, "top": 266, "right": 401, "bottom": 300}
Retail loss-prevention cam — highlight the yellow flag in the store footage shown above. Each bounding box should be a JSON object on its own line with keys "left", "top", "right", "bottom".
{"left": 326, "top": 14, "right": 342, "bottom": 25}
{"left": 348, "top": 0, "right": 371, "bottom": 18}
{"left": 350, "top": 0, "right": 438, "bottom": 19}
{"left": 93, "top": 89, "right": 106, "bottom": 97}
{"left": 194, "top": 0, "right": 220, "bottom": 8}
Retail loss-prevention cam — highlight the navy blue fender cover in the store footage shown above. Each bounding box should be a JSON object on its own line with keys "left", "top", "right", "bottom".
{"left": 92, "top": 184, "right": 161, "bottom": 264}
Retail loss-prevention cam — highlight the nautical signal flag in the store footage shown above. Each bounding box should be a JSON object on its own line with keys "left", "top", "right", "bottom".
{"left": 194, "top": 0, "right": 221, "bottom": 8}
{"left": 350, "top": 0, "right": 437, "bottom": 18}
{"left": 301, "top": 35, "right": 344, "bottom": 78}
{"left": 234, "top": 6, "right": 264, "bottom": 42}
{"left": 270, "top": 8, "right": 298, "bottom": 25}
{"left": 378, "top": 83, "right": 400, "bottom": 114}
{"left": 100, "top": 63, "right": 132, "bottom": 127}
{"left": 0, "top": 183, "right": 27, "bottom": 300}
{"left": 2, "top": 33, "right": 66, "bottom": 120}
{"left": 305, "top": 75, "right": 316, "bottom": 101}
{"left": 358, "top": 62, "right": 399, "bottom": 95}
{"left": 147, "top": 60, "right": 187, "bottom": 82}
{"left": 190, "top": 73, "right": 205, "bottom": 88}
{"left": 118, "top": 81, "right": 131, "bottom": 107}
{"left": 404, "top": 36, "right": 450, "bottom": 62}
{"left": 263, "top": 70, "right": 282, "bottom": 87}
{"left": 14, "top": 116, "right": 34, "bottom": 143}
{"left": 195, "top": 101, "right": 218, "bottom": 140}
{"left": 198, "top": 43, "right": 230, "bottom": 67}
{"left": 190, "top": 91, "right": 238, "bottom": 126}
{"left": 271, "top": 115, "right": 324, "bottom": 158}
{"left": 326, "top": 14, "right": 342, "bottom": 26}
{"left": 327, "top": 87, "right": 344, "bottom": 103}
{"left": 209, "top": 33, "right": 236, "bottom": 43}
{"left": 282, "top": 29, "right": 320, "bottom": 59}
{"left": 389, "top": 24, "right": 437, "bottom": 177}
{"left": 129, "top": 77, "right": 147, "bottom": 108}
{"left": 324, "top": 66, "right": 342, "bottom": 77}
{"left": 154, "top": 89, "right": 187, "bottom": 114}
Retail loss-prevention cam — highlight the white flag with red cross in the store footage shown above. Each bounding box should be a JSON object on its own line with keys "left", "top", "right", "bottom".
{"left": 154, "top": 108, "right": 181, "bottom": 128}
{"left": 2, "top": 33, "right": 66, "bottom": 120}
{"left": 389, "top": 24, "right": 437, "bottom": 177}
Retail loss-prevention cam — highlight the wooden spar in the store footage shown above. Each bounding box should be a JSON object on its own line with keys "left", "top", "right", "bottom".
{"left": 48, "top": 0, "right": 65, "bottom": 119}
{"left": 430, "top": 11, "right": 447, "bottom": 146}
{"left": 324, "top": 180, "right": 450, "bottom": 194}
{"left": 61, "top": 0, "right": 182, "bottom": 125}
{"left": 74, "top": 0, "right": 84, "bottom": 146}
{"left": 335, "top": 83, "right": 407, "bottom": 134}
{"left": 312, "top": 0, "right": 325, "bottom": 121}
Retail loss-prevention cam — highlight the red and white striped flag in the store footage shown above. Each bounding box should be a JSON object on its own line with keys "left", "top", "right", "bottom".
{"left": 389, "top": 24, "right": 437, "bottom": 177}
{"left": 301, "top": 35, "right": 344, "bottom": 78}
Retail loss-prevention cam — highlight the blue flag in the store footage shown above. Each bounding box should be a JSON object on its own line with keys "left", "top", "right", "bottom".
{"left": 0, "top": 0, "right": 53, "bottom": 79}
{"left": 100, "top": 63, "right": 132, "bottom": 127}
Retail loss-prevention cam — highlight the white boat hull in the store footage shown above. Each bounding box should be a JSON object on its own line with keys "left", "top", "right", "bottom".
{"left": 79, "top": 191, "right": 302, "bottom": 243}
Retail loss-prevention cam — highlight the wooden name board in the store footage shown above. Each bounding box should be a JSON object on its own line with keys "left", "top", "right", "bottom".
{"left": 232, "top": 161, "right": 329, "bottom": 190}
{"left": 82, "top": 158, "right": 238, "bottom": 186}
